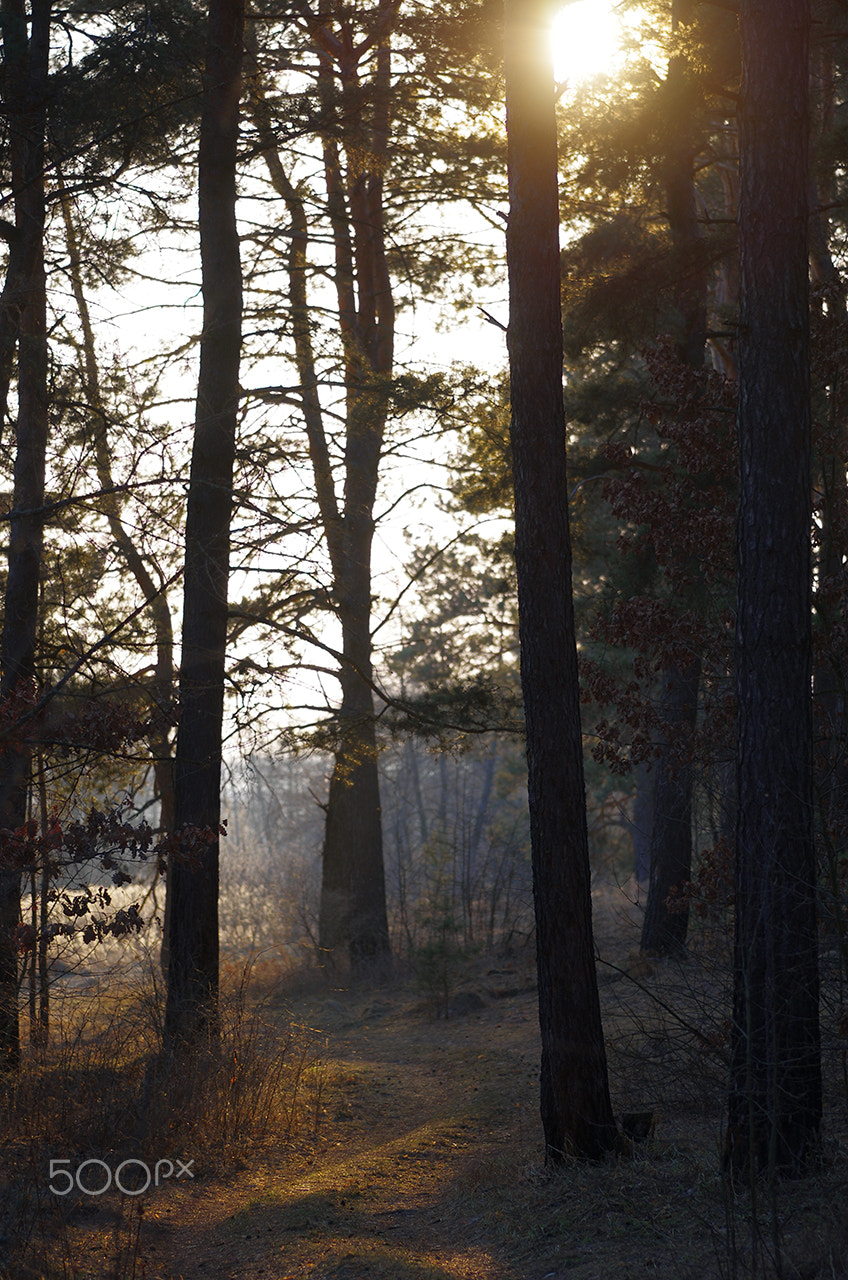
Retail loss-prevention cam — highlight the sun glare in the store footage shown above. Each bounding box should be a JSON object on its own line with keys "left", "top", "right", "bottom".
{"left": 551, "top": 0, "right": 624, "bottom": 88}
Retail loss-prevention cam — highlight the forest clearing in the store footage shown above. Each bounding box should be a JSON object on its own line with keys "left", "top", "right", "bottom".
{"left": 2, "top": 882, "right": 847, "bottom": 1280}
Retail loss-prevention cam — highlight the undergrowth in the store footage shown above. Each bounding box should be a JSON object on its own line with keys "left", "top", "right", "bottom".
{"left": 0, "top": 958, "right": 321, "bottom": 1280}
{"left": 3, "top": 884, "right": 848, "bottom": 1279}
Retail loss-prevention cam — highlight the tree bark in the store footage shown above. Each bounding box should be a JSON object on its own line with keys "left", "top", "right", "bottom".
{"left": 639, "top": 5, "right": 706, "bottom": 958}
{"left": 640, "top": 657, "right": 701, "bottom": 955}
{"left": 317, "top": 7, "right": 393, "bottom": 968}
{"left": 0, "top": 0, "right": 52, "bottom": 1073}
{"left": 504, "top": 0, "right": 618, "bottom": 1162}
{"left": 247, "top": 11, "right": 393, "bottom": 968}
{"left": 725, "top": 0, "right": 821, "bottom": 1177}
{"left": 163, "top": 0, "right": 244, "bottom": 1048}
{"left": 631, "top": 761, "right": 654, "bottom": 882}
{"left": 809, "top": 51, "right": 848, "bottom": 873}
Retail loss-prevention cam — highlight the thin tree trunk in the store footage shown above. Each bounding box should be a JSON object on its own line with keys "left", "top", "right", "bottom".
{"left": 640, "top": 4, "right": 706, "bottom": 958}
{"left": 248, "top": 14, "right": 392, "bottom": 967}
{"left": 725, "top": 0, "right": 821, "bottom": 1178}
{"left": 406, "top": 737, "right": 429, "bottom": 847}
{"left": 641, "top": 657, "right": 701, "bottom": 955}
{"left": 631, "top": 761, "right": 654, "bottom": 883}
{"left": 708, "top": 123, "right": 739, "bottom": 381}
{"left": 504, "top": 0, "right": 617, "bottom": 1162}
{"left": 163, "top": 0, "right": 244, "bottom": 1048}
{"left": 35, "top": 748, "right": 48, "bottom": 1047}
{"left": 58, "top": 182, "right": 177, "bottom": 971}
{"left": 0, "top": 0, "right": 51, "bottom": 1073}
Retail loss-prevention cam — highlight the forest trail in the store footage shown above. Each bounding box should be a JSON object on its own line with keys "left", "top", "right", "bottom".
{"left": 138, "top": 974, "right": 545, "bottom": 1280}
{"left": 132, "top": 890, "right": 652, "bottom": 1279}
{"left": 40, "top": 887, "right": 824, "bottom": 1280}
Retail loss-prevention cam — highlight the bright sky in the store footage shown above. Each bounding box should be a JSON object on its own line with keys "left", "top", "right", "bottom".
{"left": 72, "top": 2, "right": 643, "bottom": 734}
{"left": 551, "top": 0, "right": 626, "bottom": 87}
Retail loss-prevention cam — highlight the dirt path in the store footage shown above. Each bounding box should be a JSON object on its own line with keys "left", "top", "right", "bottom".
{"left": 137, "top": 981, "right": 545, "bottom": 1280}
{"left": 33, "top": 888, "right": 847, "bottom": 1279}
{"left": 44, "top": 888, "right": 743, "bottom": 1280}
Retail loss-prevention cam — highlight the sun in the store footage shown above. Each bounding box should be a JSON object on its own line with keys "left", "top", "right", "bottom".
{"left": 551, "top": 0, "right": 625, "bottom": 89}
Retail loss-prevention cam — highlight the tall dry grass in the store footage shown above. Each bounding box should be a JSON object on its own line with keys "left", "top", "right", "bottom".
{"left": 0, "top": 957, "right": 321, "bottom": 1279}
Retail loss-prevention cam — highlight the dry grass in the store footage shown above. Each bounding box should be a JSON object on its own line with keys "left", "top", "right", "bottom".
{"left": 2, "top": 882, "right": 848, "bottom": 1279}
{"left": 0, "top": 959, "right": 321, "bottom": 1279}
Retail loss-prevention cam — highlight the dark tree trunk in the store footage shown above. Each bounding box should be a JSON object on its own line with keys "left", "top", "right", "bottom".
{"left": 246, "top": 20, "right": 392, "bottom": 969}
{"left": 809, "top": 57, "right": 848, "bottom": 867}
{"left": 0, "top": 0, "right": 51, "bottom": 1073}
{"left": 640, "top": 657, "right": 701, "bottom": 956}
{"left": 319, "top": 602, "right": 389, "bottom": 965}
{"left": 318, "top": 387, "right": 391, "bottom": 968}
{"left": 631, "top": 761, "right": 654, "bottom": 883}
{"left": 725, "top": 0, "right": 821, "bottom": 1178}
{"left": 664, "top": 31, "right": 707, "bottom": 372}
{"left": 640, "top": 5, "right": 706, "bottom": 958}
{"left": 504, "top": 0, "right": 618, "bottom": 1162}
{"left": 315, "top": 12, "right": 395, "bottom": 969}
{"left": 718, "top": 755, "right": 736, "bottom": 846}
{"left": 163, "top": 0, "right": 244, "bottom": 1048}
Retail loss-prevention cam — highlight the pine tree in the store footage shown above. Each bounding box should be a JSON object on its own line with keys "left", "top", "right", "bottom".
{"left": 505, "top": 0, "right": 617, "bottom": 1162}
{"left": 640, "top": 0, "right": 707, "bottom": 956}
{"left": 240, "top": 0, "right": 507, "bottom": 967}
{"left": 0, "top": 0, "right": 52, "bottom": 1072}
{"left": 725, "top": 0, "right": 821, "bottom": 1177}
{"left": 163, "top": 0, "right": 245, "bottom": 1047}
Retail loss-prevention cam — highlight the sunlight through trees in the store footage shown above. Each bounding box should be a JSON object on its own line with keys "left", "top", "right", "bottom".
{"left": 0, "top": 4, "right": 844, "bottom": 1246}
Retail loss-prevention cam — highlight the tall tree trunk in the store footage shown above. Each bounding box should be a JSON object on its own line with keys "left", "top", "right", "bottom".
{"left": 725, "top": 0, "right": 821, "bottom": 1177}
{"left": 320, "top": 650, "right": 389, "bottom": 963}
{"left": 163, "top": 0, "right": 244, "bottom": 1048}
{"left": 247, "top": 12, "right": 393, "bottom": 968}
{"left": 0, "top": 0, "right": 51, "bottom": 1073}
{"left": 641, "top": 656, "right": 701, "bottom": 955}
{"left": 708, "top": 124, "right": 739, "bottom": 381}
{"left": 318, "top": 8, "right": 393, "bottom": 968}
{"left": 631, "top": 761, "right": 654, "bottom": 883}
{"left": 504, "top": 0, "right": 618, "bottom": 1162}
{"left": 640, "top": 4, "right": 706, "bottom": 958}
{"left": 319, "top": 389, "right": 391, "bottom": 964}
{"left": 58, "top": 183, "right": 177, "bottom": 971}
{"left": 809, "top": 46, "right": 848, "bottom": 875}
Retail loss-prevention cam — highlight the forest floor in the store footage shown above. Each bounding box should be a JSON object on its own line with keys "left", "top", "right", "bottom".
{"left": 4, "top": 883, "right": 848, "bottom": 1280}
